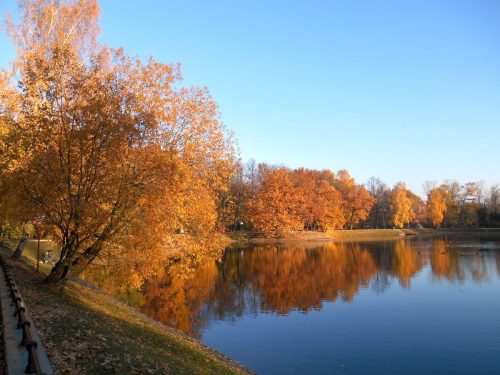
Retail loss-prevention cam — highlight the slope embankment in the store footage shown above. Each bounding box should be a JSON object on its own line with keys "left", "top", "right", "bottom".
{"left": 0, "top": 242, "right": 250, "bottom": 375}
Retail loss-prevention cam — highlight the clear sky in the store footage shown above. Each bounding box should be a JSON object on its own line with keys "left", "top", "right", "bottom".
{"left": 1, "top": 0, "right": 499, "bottom": 195}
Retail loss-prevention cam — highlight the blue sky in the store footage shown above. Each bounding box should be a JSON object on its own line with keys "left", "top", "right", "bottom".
{"left": 1, "top": 0, "right": 499, "bottom": 195}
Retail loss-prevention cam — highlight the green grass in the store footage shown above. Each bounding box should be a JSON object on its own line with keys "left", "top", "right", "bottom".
{"left": 0, "top": 241, "right": 250, "bottom": 374}
{"left": 3, "top": 238, "right": 58, "bottom": 271}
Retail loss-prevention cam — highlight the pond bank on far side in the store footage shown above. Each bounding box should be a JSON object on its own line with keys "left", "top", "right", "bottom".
{"left": 228, "top": 228, "right": 500, "bottom": 244}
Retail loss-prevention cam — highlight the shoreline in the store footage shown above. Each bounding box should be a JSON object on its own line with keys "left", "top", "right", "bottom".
{"left": 227, "top": 228, "right": 500, "bottom": 245}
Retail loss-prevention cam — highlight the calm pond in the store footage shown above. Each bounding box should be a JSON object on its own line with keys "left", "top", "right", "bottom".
{"left": 119, "top": 237, "right": 500, "bottom": 374}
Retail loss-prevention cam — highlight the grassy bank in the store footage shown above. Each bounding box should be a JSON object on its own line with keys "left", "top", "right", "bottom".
{"left": 228, "top": 228, "right": 500, "bottom": 244}
{"left": 0, "top": 242, "right": 250, "bottom": 375}
{"left": 228, "top": 229, "right": 425, "bottom": 244}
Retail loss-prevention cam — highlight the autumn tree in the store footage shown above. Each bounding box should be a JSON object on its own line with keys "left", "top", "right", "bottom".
{"left": 334, "top": 170, "right": 375, "bottom": 229}
{"left": 0, "top": 69, "right": 39, "bottom": 253}
{"left": 290, "top": 168, "right": 345, "bottom": 231}
{"left": 214, "top": 162, "right": 240, "bottom": 231}
{"left": 247, "top": 168, "right": 303, "bottom": 237}
{"left": 407, "top": 190, "right": 427, "bottom": 226}
{"left": 314, "top": 179, "right": 345, "bottom": 230}
{"left": 389, "top": 183, "right": 414, "bottom": 228}
{"left": 427, "top": 187, "right": 448, "bottom": 228}
{"left": 2, "top": 0, "right": 235, "bottom": 284}
{"left": 290, "top": 168, "right": 318, "bottom": 230}
{"left": 422, "top": 180, "right": 500, "bottom": 228}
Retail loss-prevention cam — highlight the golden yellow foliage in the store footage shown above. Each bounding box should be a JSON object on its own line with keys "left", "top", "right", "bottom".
{"left": 427, "top": 187, "right": 448, "bottom": 228}
{"left": 389, "top": 183, "right": 415, "bottom": 228}
{"left": 391, "top": 240, "right": 422, "bottom": 287}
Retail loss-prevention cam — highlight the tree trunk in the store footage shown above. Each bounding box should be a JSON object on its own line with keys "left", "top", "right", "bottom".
{"left": 45, "top": 258, "right": 72, "bottom": 285}
{"left": 11, "top": 230, "right": 29, "bottom": 259}
{"left": 45, "top": 225, "right": 111, "bottom": 285}
{"left": 45, "top": 242, "right": 101, "bottom": 285}
{"left": 349, "top": 210, "right": 355, "bottom": 230}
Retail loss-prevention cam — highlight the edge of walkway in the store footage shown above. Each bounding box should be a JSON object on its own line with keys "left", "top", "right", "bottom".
{"left": 0, "top": 256, "right": 53, "bottom": 375}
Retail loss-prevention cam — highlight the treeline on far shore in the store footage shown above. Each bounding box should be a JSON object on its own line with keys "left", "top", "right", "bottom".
{"left": 216, "top": 160, "right": 500, "bottom": 237}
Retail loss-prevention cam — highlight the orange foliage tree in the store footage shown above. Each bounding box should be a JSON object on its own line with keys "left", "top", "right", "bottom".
{"left": 1, "top": 0, "right": 236, "bottom": 284}
{"left": 334, "top": 170, "right": 375, "bottom": 229}
{"left": 290, "top": 168, "right": 345, "bottom": 231}
{"left": 247, "top": 168, "right": 304, "bottom": 237}
{"left": 244, "top": 167, "right": 377, "bottom": 236}
{"left": 427, "top": 187, "right": 448, "bottom": 228}
{"left": 389, "top": 183, "right": 415, "bottom": 228}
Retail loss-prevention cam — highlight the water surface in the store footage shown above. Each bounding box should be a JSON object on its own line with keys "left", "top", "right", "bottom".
{"left": 128, "top": 237, "right": 500, "bottom": 374}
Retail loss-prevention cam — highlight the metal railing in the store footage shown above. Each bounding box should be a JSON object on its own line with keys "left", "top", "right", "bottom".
{"left": 0, "top": 255, "right": 45, "bottom": 374}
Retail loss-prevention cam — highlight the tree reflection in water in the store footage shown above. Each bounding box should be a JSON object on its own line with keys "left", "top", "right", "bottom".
{"left": 84, "top": 239, "right": 500, "bottom": 338}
